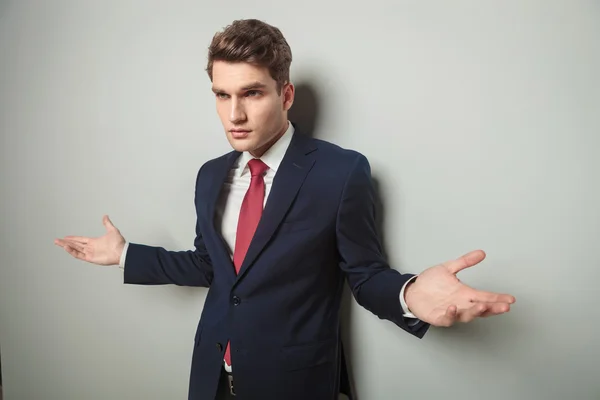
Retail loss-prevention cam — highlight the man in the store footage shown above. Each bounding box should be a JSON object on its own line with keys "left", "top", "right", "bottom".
{"left": 55, "top": 19, "right": 515, "bottom": 400}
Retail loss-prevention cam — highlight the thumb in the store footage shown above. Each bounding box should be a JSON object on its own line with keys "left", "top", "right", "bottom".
{"left": 446, "top": 249, "right": 486, "bottom": 274}
{"left": 102, "top": 215, "right": 116, "bottom": 232}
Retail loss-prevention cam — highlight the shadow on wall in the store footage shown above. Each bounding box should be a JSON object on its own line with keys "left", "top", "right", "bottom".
{"left": 288, "top": 82, "right": 320, "bottom": 139}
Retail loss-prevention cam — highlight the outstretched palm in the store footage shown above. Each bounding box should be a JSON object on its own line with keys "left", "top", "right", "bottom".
{"left": 405, "top": 250, "right": 515, "bottom": 327}
{"left": 54, "top": 215, "right": 125, "bottom": 266}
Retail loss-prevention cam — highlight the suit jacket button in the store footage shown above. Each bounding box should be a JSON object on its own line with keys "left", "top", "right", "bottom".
{"left": 216, "top": 342, "right": 223, "bottom": 352}
{"left": 232, "top": 296, "right": 241, "bottom": 306}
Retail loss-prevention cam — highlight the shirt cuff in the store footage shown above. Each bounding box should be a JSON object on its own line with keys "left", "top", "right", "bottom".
{"left": 399, "top": 275, "right": 418, "bottom": 318}
{"left": 118, "top": 241, "right": 129, "bottom": 269}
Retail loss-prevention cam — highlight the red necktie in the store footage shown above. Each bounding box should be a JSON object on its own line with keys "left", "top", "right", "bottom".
{"left": 224, "top": 158, "right": 269, "bottom": 366}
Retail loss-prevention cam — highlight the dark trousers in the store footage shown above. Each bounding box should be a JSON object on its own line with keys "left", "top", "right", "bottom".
{"left": 214, "top": 366, "right": 351, "bottom": 400}
{"left": 215, "top": 367, "right": 236, "bottom": 400}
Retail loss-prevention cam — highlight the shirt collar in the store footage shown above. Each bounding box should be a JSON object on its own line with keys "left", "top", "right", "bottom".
{"left": 235, "top": 121, "right": 295, "bottom": 178}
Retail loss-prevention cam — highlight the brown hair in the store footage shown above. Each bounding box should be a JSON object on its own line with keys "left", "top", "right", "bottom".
{"left": 206, "top": 19, "right": 292, "bottom": 93}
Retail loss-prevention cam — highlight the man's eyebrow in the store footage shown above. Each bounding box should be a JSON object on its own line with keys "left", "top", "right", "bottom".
{"left": 241, "top": 81, "right": 267, "bottom": 91}
{"left": 211, "top": 82, "right": 268, "bottom": 93}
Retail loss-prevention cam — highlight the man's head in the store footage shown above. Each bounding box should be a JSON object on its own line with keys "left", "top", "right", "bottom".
{"left": 206, "top": 19, "right": 294, "bottom": 157}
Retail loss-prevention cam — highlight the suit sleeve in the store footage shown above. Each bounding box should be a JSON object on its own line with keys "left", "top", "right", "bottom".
{"left": 123, "top": 166, "right": 214, "bottom": 287}
{"left": 335, "top": 153, "right": 429, "bottom": 338}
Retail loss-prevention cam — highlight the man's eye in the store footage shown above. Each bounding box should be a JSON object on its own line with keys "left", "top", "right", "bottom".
{"left": 246, "top": 90, "right": 261, "bottom": 97}
{"left": 216, "top": 93, "right": 229, "bottom": 99}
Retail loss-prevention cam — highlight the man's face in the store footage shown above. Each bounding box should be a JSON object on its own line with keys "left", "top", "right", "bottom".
{"left": 211, "top": 61, "right": 294, "bottom": 157}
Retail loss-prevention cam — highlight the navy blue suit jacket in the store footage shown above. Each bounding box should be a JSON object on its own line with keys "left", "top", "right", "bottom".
{"left": 124, "top": 127, "right": 429, "bottom": 399}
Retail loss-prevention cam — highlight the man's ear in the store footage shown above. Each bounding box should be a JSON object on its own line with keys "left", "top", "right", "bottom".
{"left": 283, "top": 82, "right": 295, "bottom": 111}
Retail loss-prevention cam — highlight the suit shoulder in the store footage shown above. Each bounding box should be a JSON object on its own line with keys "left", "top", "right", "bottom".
{"left": 309, "top": 137, "right": 370, "bottom": 166}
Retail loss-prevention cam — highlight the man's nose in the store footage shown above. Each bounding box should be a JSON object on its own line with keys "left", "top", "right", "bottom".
{"left": 229, "top": 99, "right": 246, "bottom": 123}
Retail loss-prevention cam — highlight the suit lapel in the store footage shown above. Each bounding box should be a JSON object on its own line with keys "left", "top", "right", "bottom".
{"left": 234, "top": 131, "right": 317, "bottom": 285}
{"left": 204, "top": 150, "right": 240, "bottom": 281}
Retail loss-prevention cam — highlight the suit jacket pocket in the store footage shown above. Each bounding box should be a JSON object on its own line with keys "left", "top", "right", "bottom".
{"left": 281, "top": 339, "right": 335, "bottom": 371}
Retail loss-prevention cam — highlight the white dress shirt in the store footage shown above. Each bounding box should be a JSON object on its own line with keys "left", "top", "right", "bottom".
{"left": 119, "top": 121, "right": 417, "bottom": 372}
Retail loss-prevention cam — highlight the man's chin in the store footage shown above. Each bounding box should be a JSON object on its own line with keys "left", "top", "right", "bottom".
{"left": 227, "top": 138, "right": 256, "bottom": 153}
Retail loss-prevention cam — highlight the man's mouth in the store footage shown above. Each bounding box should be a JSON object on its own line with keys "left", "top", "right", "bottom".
{"left": 230, "top": 129, "right": 251, "bottom": 139}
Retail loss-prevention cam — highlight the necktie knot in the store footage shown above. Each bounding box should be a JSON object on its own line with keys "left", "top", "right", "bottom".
{"left": 248, "top": 159, "right": 269, "bottom": 177}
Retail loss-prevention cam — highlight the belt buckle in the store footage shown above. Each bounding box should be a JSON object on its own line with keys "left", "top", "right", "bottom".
{"left": 227, "top": 374, "right": 236, "bottom": 396}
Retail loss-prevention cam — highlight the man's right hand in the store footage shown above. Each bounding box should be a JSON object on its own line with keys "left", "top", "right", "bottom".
{"left": 54, "top": 215, "right": 126, "bottom": 266}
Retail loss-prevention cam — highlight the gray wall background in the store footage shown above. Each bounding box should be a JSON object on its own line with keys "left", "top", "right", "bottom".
{"left": 1, "top": 1, "right": 599, "bottom": 399}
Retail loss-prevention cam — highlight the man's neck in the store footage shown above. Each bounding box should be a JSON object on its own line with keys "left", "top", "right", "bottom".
{"left": 249, "top": 121, "right": 289, "bottom": 158}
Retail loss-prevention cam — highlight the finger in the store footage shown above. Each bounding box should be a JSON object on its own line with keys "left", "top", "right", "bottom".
{"left": 445, "top": 250, "right": 486, "bottom": 274}
{"left": 437, "top": 305, "right": 458, "bottom": 327}
{"left": 458, "top": 302, "right": 489, "bottom": 323}
{"left": 472, "top": 290, "right": 516, "bottom": 304}
{"left": 64, "top": 245, "right": 87, "bottom": 260}
{"left": 65, "top": 242, "right": 86, "bottom": 254}
{"left": 62, "top": 236, "right": 89, "bottom": 244}
{"left": 54, "top": 239, "right": 71, "bottom": 247}
{"left": 103, "top": 215, "right": 115, "bottom": 231}
{"left": 480, "top": 303, "right": 511, "bottom": 317}
{"left": 68, "top": 242, "right": 86, "bottom": 253}
{"left": 480, "top": 310, "right": 499, "bottom": 318}
{"left": 55, "top": 239, "right": 85, "bottom": 252}
{"left": 482, "top": 302, "right": 511, "bottom": 314}
{"left": 459, "top": 302, "right": 511, "bottom": 322}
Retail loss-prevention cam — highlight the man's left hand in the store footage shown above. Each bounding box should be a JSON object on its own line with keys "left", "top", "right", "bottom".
{"left": 404, "top": 250, "right": 516, "bottom": 327}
